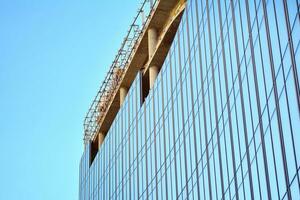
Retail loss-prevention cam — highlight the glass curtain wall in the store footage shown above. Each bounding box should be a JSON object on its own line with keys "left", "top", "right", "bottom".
{"left": 79, "top": 0, "right": 300, "bottom": 199}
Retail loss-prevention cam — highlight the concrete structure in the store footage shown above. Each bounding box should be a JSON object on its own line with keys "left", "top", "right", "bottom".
{"left": 84, "top": 0, "right": 187, "bottom": 147}
{"left": 148, "top": 28, "right": 158, "bottom": 88}
{"left": 148, "top": 28, "right": 157, "bottom": 58}
{"left": 149, "top": 65, "right": 158, "bottom": 89}
{"left": 119, "top": 87, "right": 128, "bottom": 106}
{"left": 98, "top": 132, "right": 104, "bottom": 147}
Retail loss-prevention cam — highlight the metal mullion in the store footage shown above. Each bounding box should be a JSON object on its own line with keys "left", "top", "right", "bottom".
{"left": 155, "top": 76, "right": 162, "bottom": 199}
{"left": 174, "top": 36, "right": 185, "bottom": 196}
{"left": 209, "top": 0, "right": 227, "bottom": 198}
{"left": 261, "top": 0, "right": 292, "bottom": 199}
{"left": 226, "top": 0, "right": 242, "bottom": 198}
{"left": 206, "top": 0, "right": 223, "bottom": 198}
{"left": 135, "top": 75, "right": 140, "bottom": 199}
{"left": 169, "top": 45, "right": 179, "bottom": 198}
{"left": 185, "top": 1, "right": 201, "bottom": 199}
{"left": 224, "top": 1, "right": 243, "bottom": 196}
{"left": 103, "top": 143, "right": 106, "bottom": 200}
{"left": 194, "top": 1, "right": 209, "bottom": 199}
{"left": 297, "top": 0, "right": 300, "bottom": 24}
{"left": 282, "top": 0, "right": 300, "bottom": 115}
{"left": 254, "top": 0, "right": 280, "bottom": 198}
{"left": 236, "top": 2, "right": 261, "bottom": 200}
{"left": 182, "top": 12, "right": 193, "bottom": 195}
{"left": 177, "top": 27, "right": 189, "bottom": 198}
{"left": 198, "top": 0, "right": 213, "bottom": 199}
{"left": 148, "top": 95, "right": 154, "bottom": 198}
{"left": 143, "top": 102, "right": 149, "bottom": 198}
{"left": 272, "top": 0, "right": 300, "bottom": 192}
{"left": 159, "top": 64, "right": 168, "bottom": 200}
{"left": 127, "top": 93, "right": 131, "bottom": 199}
{"left": 182, "top": 10, "right": 196, "bottom": 199}
{"left": 116, "top": 116, "right": 121, "bottom": 198}
{"left": 239, "top": 0, "right": 272, "bottom": 199}
{"left": 108, "top": 133, "right": 111, "bottom": 199}
{"left": 165, "top": 52, "right": 173, "bottom": 200}
{"left": 216, "top": 1, "right": 236, "bottom": 198}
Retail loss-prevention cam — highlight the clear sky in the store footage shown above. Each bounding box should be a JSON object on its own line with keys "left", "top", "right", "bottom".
{"left": 0, "top": 0, "right": 139, "bottom": 199}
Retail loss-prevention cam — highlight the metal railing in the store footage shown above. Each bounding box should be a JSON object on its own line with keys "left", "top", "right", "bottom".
{"left": 83, "top": 0, "right": 159, "bottom": 145}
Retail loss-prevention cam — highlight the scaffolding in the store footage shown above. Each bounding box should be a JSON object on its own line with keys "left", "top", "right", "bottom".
{"left": 83, "top": 0, "right": 159, "bottom": 145}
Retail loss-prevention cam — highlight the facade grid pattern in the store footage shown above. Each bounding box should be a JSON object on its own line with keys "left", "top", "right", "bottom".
{"left": 79, "top": 0, "right": 300, "bottom": 199}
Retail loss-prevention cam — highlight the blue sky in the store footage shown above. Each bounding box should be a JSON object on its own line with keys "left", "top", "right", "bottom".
{"left": 0, "top": 0, "right": 139, "bottom": 199}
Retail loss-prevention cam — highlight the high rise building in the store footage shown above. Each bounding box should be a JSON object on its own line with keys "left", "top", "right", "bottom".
{"left": 79, "top": 0, "right": 300, "bottom": 199}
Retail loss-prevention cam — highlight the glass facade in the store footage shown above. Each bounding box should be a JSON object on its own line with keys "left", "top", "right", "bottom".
{"left": 79, "top": 0, "right": 300, "bottom": 199}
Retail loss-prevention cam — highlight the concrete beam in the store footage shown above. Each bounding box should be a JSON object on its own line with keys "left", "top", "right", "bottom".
{"left": 96, "top": 0, "right": 186, "bottom": 133}
{"left": 143, "top": 2, "right": 186, "bottom": 80}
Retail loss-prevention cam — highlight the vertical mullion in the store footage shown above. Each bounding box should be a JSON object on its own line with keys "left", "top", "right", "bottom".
{"left": 272, "top": 0, "right": 300, "bottom": 192}
{"left": 218, "top": 1, "right": 235, "bottom": 198}
{"left": 261, "top": 0, "right": 292, "bottom": 199}
{"left": 252, "top": 2, "right": 278, "bottom": 200}
{"left": 205, "top": 1, "right": 220, "bottom": 200}
{"left": 185, "top": 1, "right": 201, "bottom": 199}
{"left": 194, "top": 0, "right": 209, "bottom": 199}
{"left": 136, "top": 74, "right": 140, "bottom": 199}
{"left": 169, "top": 45, "right": 179, "bottom": 198}
{"left": 128, "top": 92, "right": 131, "bottom": 200}
{"left": 212, "top": 0, "right": 228, "bottom": 198}
{"left": 160, "top": 64, "right": 168, "bottom": 200}
{"left": 144, "top": 102, "right": 149, "bottom": 198}
{"left": 243, "top": 0, "right": 273, "bottom": 199}
{"left": 282, "top": 0, "right": 300, "bottom": 115}
{"left": 177, "top": 26, "right": 189, "bottom": 198}
{"left": 199, "top": 0, "right": 213, "bottom": 199}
